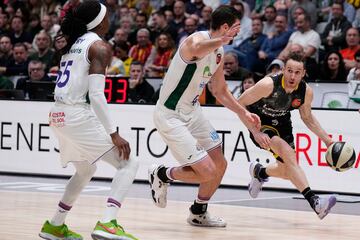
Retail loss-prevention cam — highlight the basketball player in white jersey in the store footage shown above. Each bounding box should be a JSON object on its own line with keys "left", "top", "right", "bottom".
{"left": 39, "top": 1, "right": 138, "bottom": 240}
{"left": 149, "top": 5, "right": 261, "bottom": 227}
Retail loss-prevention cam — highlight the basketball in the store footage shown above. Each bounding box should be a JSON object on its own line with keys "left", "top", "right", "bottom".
{"left": 325, "top": 142, "right": 356, "bottom": 172}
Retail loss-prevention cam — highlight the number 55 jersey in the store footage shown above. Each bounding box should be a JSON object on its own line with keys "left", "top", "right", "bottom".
{"left": 54, "top": 32, "right": 102, "bottom": 104}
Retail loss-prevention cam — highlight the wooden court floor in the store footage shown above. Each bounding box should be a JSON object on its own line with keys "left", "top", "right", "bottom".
{"left": 0, "top": 190, "right": 359, "bottom": 240}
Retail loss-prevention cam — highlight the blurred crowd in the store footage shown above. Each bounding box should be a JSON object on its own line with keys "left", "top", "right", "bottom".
{"left": 0, "top": 0, "right": 360, "bottom": 103}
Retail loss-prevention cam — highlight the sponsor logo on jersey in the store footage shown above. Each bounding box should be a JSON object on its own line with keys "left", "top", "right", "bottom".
{"left": 210, "top": 130, "right": 219, "bottom": 141}
{"left": 203, "top": 66, "right": 212, "bottom": 78}
{"left": 291, "top": 98, "right": 301, "bottom": 108}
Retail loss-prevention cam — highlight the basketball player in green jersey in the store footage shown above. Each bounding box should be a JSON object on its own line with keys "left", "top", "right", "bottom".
{"left": 238, "top": 52, "right": 337, "bottom": 219}
{"left": 148, "top": 5, "right": 261, "bottom": 227}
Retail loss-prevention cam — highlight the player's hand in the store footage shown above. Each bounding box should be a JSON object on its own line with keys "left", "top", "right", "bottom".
{"left": 253, "top": 132, "right": 271, "bottom": 150}
{"left": 221, "top": 23, "right": 241, "bottom": 45}
{"left": 243, "top": 111, "right": 261, "bottom": 130}
{"left": 111, "top": 132, "right": 131, "bottom": 160}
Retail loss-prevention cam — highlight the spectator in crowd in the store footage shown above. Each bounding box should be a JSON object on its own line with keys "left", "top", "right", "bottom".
{"left": 273, "top": 0, "right": 292, "bottom": 13}
{"left": 107, "top": 43, "right": 126, "bottom": 75}
{"left": 0, "top": 35, "right": 13, "bottom": 66}
{"left": 40, "top": 0, "right": 61, "bottom": 19}
{"left": 240, "top": 72, "right": 256, "bottom": 95}
{"left": 325, "top": 0, "right": 356, "bottom": 24}
{"left": 49, "top": 35, "right": 67, "bottom": 74}
{"left": 321, "top": 1, "right": 352, "bottom": 51}
{"left": 15, "top": 6, "right": 30, "bottom": 26}
{"left": 236, "top": 17, "right": 266, "bottom": 73}
{"left": 347, "top": 49, "right": 360, "bottom": 81}
{"left": 128, "top": 12, "right": 149, "bottom": 45}
{"left": 340, "top": 27, "right": 360, "bottom": 70}
{"left": 185, "top": 0, "right": 206, "bottom": 17}
{"left": 16, "top": 60, "right": 51, "bottom": 99}
{"left": 258, "top": 14, "right": 292, "bottom": 71}
{"left": 145, "top": 33, "right": 175, "bottom": 77}
{"left": 109, "top": 27, "right": 130, "bottom": 46}
{"left": 178, "top": 17, "right": 198, "bottom": 44}
{"left": 288, "top": 43, "right": 318, "bottom": 80}
{"left": 29, "top": 30, "right": 54, "bottom": 71}
{"left": 27, "top": 14, "right": 42, "bottom": 40}
{"left": 223, "top": 51, "right": 250, "bottom": 80}
{"left": 129, "top": 6, "right": 138, "bottom": 21}
{"left": 9, "top": 16, "right": 32, "bottom": 48}
{"left": 170, "top": 1, "right": 187, "bottom": 34}
{"left": 27, "top": 0, "right": 42, "bottom": 16}
{"left": 137, "top": 0, "right": 154, "bottom": 18}
{"left": 288, "top": 0, "right": 317, "bottom": 29}
{"left": 198, "top": 5, "right": 212, "bottom": 30}
{"left": 164, "top": 9, "right": 174, "bottom": 23}
{"left": 127, "top": 61, "right": 154, "bottom": 103}
{"left": 40, "top": 14, "right": 60, "bottom": 40}
{"left": 118, "top": 15, "right": 134, "bottom": 36}
{"left": 262, "top": 5, "right": 277, "bottom": 36}
{"left": 0, "top": 12, "right": 10, "bottom": 36}
{"left": 129, "top": 28, "right": 153, "bottom": 65}
{"left": 152, "top": 10, "right": 178, "bottom": 44}
{"left": 319, "top": 50, "right": 347, "bottom": 82}
{"left": 230, "top": 1, "right": 252, "bottom": 49}
{"left": 279, "top": 13, "right": 320, "bottom": 61}
{"left": 288, "top": 5, "right": 305, "bottom": 30}
{"left": 160, "top": 0, "right": 175, "bottom": 12}
{"left": 0, "top": 42, "right": 29, "bottom": 77}
{"left": 251, "top": 0, "right": 274, "bottom": 19}
{"left": 106, "top": 0, "right": 121, "bottom": 37}
{"left": 115, "top": 41, "right": 133, "bottom": 76}
{"left": 266, "top": 58, "right": 284, "bottom": 75}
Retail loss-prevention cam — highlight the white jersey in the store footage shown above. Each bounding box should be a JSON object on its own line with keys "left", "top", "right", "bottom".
{"left": 158, "top": 31, "right": 224, "bottom": 113}
{"left": 54, "top": 32, "right": 101, "bottom": 105}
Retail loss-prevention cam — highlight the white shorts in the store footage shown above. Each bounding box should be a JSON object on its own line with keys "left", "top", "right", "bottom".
{"left": 153, "top": 104, "right": 222, "bottom": 166}
{"left": 49, "top": 103, "right": 114, "bottom": 167}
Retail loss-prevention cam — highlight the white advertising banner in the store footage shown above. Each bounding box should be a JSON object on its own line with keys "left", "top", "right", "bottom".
{"left": 0, "top": 101, "right": 359, "bottom": 194}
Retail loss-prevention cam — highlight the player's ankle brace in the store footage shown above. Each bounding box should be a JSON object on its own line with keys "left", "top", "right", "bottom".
{"left": 158, "top": 166, "right": 172, "bottom": 183}
{"left": 191, "top": 201, "right": 208, "bottom": 215}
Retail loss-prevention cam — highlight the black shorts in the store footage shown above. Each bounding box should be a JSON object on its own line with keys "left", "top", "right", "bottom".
{"left": 249, "top": 124, "right": 294, "bottom": 162}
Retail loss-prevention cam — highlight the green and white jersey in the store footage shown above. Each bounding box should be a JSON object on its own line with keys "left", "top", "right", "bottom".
{"left": 158, "top": 31, "right": 224, "bottom": 113}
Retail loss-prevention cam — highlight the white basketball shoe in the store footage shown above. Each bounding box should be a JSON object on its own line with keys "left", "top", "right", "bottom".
{"left": 148, "top": 164, "right": 169, "bottom": 208}
{"left": 314, "top": 195, "right": 337, "bottom": 220}
{"left": 248, "top": 162, "right": 268, "bottom": 198}
{"left": 187, "top": 209, "right": 227, "bottom": 227}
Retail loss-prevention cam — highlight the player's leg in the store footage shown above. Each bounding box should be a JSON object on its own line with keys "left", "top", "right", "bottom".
{"left": 269, "top": 136, "right": 336, "bottom": 219}
{"left": 91, "top": 148, "right": 139, "bottom": 240}
{"left": 186, "top": 145, "right": 227, "bottom": 227}
{"left": 39, "top": 161, "right": 96, "bottom": 240}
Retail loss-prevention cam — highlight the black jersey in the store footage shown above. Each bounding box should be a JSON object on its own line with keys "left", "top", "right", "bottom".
{"left": 248, "top": 73, "right": 307, "bottom": 128}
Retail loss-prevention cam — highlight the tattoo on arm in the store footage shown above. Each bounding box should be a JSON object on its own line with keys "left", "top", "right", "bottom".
{"left": 89, "top": 41, "right": 112, "bottom": 75}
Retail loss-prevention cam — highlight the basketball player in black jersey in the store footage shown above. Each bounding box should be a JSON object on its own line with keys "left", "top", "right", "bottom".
{"left": 238, "top": 52, "right": 337, "bottom": 219}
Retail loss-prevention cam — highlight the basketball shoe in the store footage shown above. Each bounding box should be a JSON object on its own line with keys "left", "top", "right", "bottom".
{"left": 313, "top": 195, "right": 337, "bottom": 220}
{"left": 248, "top": 162, "right": 268, "bottom": 198}
{"left": 187, "top": 209, "right": 227, "bottom": 227}
{"left": 148, "top": 164, "right": 169, "bottom": 208}
{"left": 91, "top": 219, "right": 138, "bottom": 240}
{"left": 39, "top": 220, "right": 83, "bottom": 240}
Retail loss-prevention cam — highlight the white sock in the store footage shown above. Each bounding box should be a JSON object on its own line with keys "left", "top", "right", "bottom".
{"left": 102, "top": 198, "right": 121, "bottom": 223}
{"left": 50, "top": 201, "right": 72, "bottom": 226}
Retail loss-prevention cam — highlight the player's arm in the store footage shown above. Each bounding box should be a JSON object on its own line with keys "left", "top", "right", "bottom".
{"left": 180, "top": 23, "right": 240, "bottom": 61}
{"left": 210, "top": 61, "right": 261, "bottom": 132}
{"left": 237, "top": 77, "right": 274, "bottom": 149}
{"left": 238, "top": 76, "right": 273, "bottom": 108}
{"left": 298, "top": 84, "right": 333, "bottom": 147}
{"left": 88, "top": 40, "right": 130, "bottom": 159}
